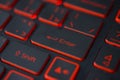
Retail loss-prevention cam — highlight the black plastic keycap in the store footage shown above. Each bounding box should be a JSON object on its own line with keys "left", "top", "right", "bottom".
{"left": 44, "top": 57, "right": 80, "bottom": 80}
{"left": 5, "top": 16, "right": 36, "bottom": 41}
{"left": 31, "top": 23, "right": 93, "bottom": 61}
{"left": 14, "top": 0, "right": 43, "bottom": 19}
{"left": 1, "top": 42, "right": 50, "bottom": 75}
{"left": 64, "top": 11, "right": 103, "bottom": 38}
{"left": 105, "top": 24, "right": 120, "bottom": 48}
{"left": 64, "top": 0, "right": 114, "bottom": 18}
{"left": 94, "top": 44, "right": 120, "bottom": 73}
{"left": 39, "top": 4, "right": 69, "bottom": 27}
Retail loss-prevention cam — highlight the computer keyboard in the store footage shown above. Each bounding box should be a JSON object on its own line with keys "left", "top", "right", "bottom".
{"left": 0, "top": 0, "right": 120, "bottom": 80}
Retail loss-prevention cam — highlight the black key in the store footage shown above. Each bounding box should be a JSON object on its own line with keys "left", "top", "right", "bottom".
{"left": 5, "top": 16, "right": 36, "bottom": 41}
{"left": 39, "top": 4, "right": 69, "bottom": 27}
{"left": 1, "top": 42, "right": 50, "bottom": 75}
{"left": 115, "top": 10, "right": 120, "bottom": 24}
{"left": 44, "top": 57, "right": 80, "bottom": 80}
{"left": 86, "top": 69, "right": 111, "bottom": 80}
{"left": 3, "top": 70, "right": 34, "bottom": 80}
{"left": 0, "top": 36, "right": 8, "bottom": 52}
{"left": 105, "top": 24, "right": 120, "bottom": 48}
{"left": 0, "top": 0, "right": 18, "bottom": 10}
{"left": 94, "top": 44, "right": 120, "bottom": 73}
{"left": 14, "top": 0, "right": 43, "bottom": 19}
{"left": 31, "top": 23, "right": 93, "bottom": 61}
{"left": 64, "top": 11, "right": 103, "bottom": 38}
{"left": 0, "top": 10, "right": 10, "bottom": 30}
{"left": 63, "top": 0, "right": 114, "bottom": 18}
{"left": 0, "top": 65, "right": 5, "bottom": 78}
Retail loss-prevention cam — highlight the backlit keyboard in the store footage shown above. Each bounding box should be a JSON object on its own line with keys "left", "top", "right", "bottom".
{"left": 0, "top": 0, "right": 120, "bottom": 80}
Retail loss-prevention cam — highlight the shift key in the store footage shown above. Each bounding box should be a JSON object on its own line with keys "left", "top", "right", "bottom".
{"left": 1, "top": 42, "right": 50, "bottom": 75}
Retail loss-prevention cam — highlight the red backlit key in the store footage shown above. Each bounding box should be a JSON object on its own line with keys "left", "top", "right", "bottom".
{"left": 39, "top": 4, "right": 69, "bottom": 27}
{"left": 14, "top": 0, "right": 43, "bottom": 19}
{"left": 44, "top": 57, "right": 80, "bottom": 80}
{"left": 94, "top": 44, "right": 120, "bottom": 73}
{"left": 5, "top": 16, "right": 36, "bottom": 41}
{"left": 63, "top": 0, "right": 114, "bottom": 18}
{"left": 0, "top": 36, "right": 8, "bottom": 52}
{"left": 31, "top": 23, "right": 93, "bottom": 61}
{"left": 105, "top": 25, "right": 120, "bottom": 48}
{"left": 0, "top": 0, "right": 18, "bottom": 10}
{"left": 64, "top": 11, "right": 103, "bottom": 38}
{"left": 115, "top": 10, "right": 120, "bottom": 24}
{"left": 44, "top": 0, "right": 63, "bottom": 6}
{"left": 86, "top": 69, "right": 111, "bottom": 80}
{"left": 3, "top": 70, "right": 34, "bottom": 80}
{"left": 1, "top": 42, "right": 50, "bottom": 75}
{"left": 0, "top": 10, "right": 10, "bottom": 30}
{"left": 0, "top": 65, "right": 5, "bottom": 78}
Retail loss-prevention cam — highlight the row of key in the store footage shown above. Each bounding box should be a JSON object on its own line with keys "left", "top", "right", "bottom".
{"left": 0, "top": 0, "right": 120, "bottom": 80}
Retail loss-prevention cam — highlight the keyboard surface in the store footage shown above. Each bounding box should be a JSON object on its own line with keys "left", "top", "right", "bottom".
{"left": 0, "top": 0, "right": 120, "bottom": 80}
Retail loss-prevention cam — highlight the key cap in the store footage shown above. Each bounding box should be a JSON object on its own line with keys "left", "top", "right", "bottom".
{"left": 86, "top": 69, "right": 111, "bottom": 80}
{"left": 94, "top": 44, "right": 120, "bottom": 73}
{"left": 0, "top": 65, "right": 5, "bottom": 78}
{"left": 64, "top": 11, "right": 103, "bottom": 38}
{"left": 0, "top": 36, "right": 8, "bottom": 52}
{"left": 0, "top": 10, "right": 10, "bottom": 30}
{"left": 5, "top": 16, "right": 36, "bottom": 41}
{"left": 0, "top": 0, "right": 18, "bottom": 10}
{"left": 31, "top": 23, "right": 93, "bottom": 61}
{"left": 14, "top": 0, "right": 43, "bottom": 19}
{"left": 3, "top": 70, "right": 34, "bottom": 80}
{"left": 39, "top": 4, "right": 69, "bottom": 27}
{"left": 1, "top": 42, "right": 50, "bottom": 75}
{"left": 44, "top": 57, "right": 80, "bottom": 80}
{"left": 115, "top": 10, "right": 120, "bottom": 24}
{"left": 105, "top": 25, "right": 120, "bottom": 48}
{"left": 63, "top": 0, "right": 114, "bottom": 18}
{"left": 44, "top": 0, "right": 63, "bottom": 6}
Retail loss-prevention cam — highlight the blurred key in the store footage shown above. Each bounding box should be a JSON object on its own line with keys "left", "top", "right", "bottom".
{"left": 44, "top": 57, "right": 80, "bottom": 80}
{"left": 64, "top": 11, "right": 103, "bottom": 38}
{"left": 64, "top": 0, "right": 114, "bottom": 18}
{"left": 94, "top": 44, "right": 120, "bottom": 73}
{"left": 3, "top": 70, "right": 34, "bottom": 80}
{"left": 31, "top": 23, "right": 93, "bottom": 61}
{"left": 39, "top": 4, "right": 69, "bottom": 27}
{"left": 105, "top": 25, "right": 120, "bottom": 48}
{"left": 0, "top": 10, "right": 10, "bottom": 30}
{"left": 1, "top": 42, "right": 50, "bottom": 75}
{"left": 5, "top": 16, "right": 36, "bottom": 41}
{"left": 14, "top": 0, "right": 43, "bottom": 19}
{"left": 0, "top": 0, "right": 18, "bottom": 10}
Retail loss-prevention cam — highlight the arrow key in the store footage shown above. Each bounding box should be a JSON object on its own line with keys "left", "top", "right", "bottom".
{"left": 94, "top": 44, "right": 120, "bottom": 73}
{"left": 44, "top": 57, "right": 80, "bottom": 80}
